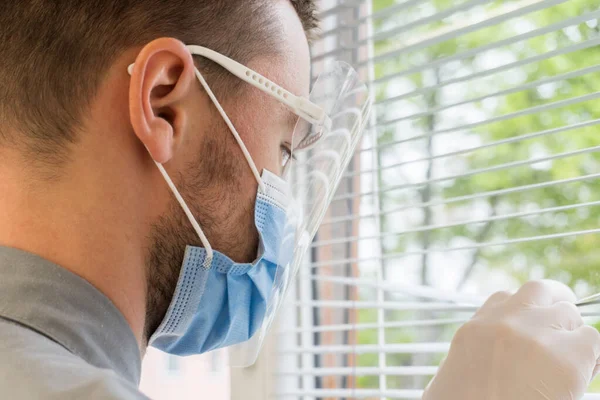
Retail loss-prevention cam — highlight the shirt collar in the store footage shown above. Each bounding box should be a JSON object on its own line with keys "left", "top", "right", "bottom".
{"left": 0, "top": 246, "right": 142, "bottom": 384}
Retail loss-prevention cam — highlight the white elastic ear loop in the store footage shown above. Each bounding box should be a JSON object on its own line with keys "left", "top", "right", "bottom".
{"left": 127, "top": 63, "right": 214, "bottom": 268}
{"left": 154, "top": 161, "right": 214, "bottom": 269}
{"left": 193, "top": 68, "right": 266, "bottom": 192}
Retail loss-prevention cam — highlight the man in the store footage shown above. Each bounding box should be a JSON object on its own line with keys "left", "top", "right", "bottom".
{"left": 0, "top": 1, "right": 598, "bottom": 399}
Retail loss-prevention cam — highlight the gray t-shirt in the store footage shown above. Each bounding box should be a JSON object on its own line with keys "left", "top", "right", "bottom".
{"left": 0, "top": 246, "right": 150, "bottom": 399}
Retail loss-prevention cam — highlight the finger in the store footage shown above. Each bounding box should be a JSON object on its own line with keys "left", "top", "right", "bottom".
{"left": 511, "top": 280, "right": 576, "bottom": 306}
{"left": 571, "top": 325, "right": 600, "bottom": 382}
{"left": 578, "top": 325, "right": 600, "bottom": 360}
{"left": 477, "top": 291, "right": 511, "bottom": 315}
{"left": 544, "top": 301, "right": 584, "bottom": 330}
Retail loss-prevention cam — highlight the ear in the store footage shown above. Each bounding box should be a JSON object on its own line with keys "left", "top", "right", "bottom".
{"left": 128, "top": 38, "right": 196, "bottom": 164}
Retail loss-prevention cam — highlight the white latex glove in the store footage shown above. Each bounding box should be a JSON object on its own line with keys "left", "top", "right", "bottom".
{"left": 422, "top": 280, "right": 600, "bottom": 400}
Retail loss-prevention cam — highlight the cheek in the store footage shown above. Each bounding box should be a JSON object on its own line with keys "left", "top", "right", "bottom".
{"left": 235, "top": 102, "right": 286, "bottom": 176}
{"left": 252, "top": 126, "right": 283, "bottom": 175}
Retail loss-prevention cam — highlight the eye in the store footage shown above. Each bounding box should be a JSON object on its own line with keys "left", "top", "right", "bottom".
{"left": 280, "top": 144, "right": 292, "bottom": 168}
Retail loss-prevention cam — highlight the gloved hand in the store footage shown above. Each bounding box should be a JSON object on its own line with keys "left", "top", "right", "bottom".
{"left": 422, "top": 280, "right": 600, "bottom": 400}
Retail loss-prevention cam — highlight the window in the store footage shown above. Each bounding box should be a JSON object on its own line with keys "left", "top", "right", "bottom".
{"left": 166, "top": 354, "right": 181, "bottom": 376}
{"left": 141, "top": 349, "right": 230, "bottom": 399}
{"left": 270, "top": 0, "right": 600, "bottom": 399}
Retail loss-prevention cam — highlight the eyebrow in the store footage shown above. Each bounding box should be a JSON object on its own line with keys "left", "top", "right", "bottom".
{"left": 285, "top": 108, "right": 299, "bottom": 130}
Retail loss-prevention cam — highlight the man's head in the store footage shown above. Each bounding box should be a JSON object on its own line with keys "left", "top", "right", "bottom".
{"left": 0, "top": 0, "right": 317, "bottom": 344}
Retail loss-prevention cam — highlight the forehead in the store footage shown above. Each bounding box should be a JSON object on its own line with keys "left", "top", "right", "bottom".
{"left": 269, "top": 0, "right": 312, "bottom": 98}
{"left": 239, "top": 0, "right": 311, "bottom": 144}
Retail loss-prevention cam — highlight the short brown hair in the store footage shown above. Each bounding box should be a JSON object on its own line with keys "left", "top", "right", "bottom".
{"left": 0, "top": 1, "right": 317, "bottom": 165}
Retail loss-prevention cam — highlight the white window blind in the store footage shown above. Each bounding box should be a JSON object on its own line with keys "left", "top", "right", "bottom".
{"left": 275, "top": 0, "right": 600, "bottom": 398}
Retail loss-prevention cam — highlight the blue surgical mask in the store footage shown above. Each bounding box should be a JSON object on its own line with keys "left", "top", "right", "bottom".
{"left": 148, "top": 170, "right": 295, "bottom": 355}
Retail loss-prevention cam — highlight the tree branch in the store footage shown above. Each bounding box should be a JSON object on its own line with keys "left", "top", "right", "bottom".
{"left": 456, "top": 196, "right": 499, "bottom": 290}
{"left": 420, "top": 69, "right": 440, "bottom": 286}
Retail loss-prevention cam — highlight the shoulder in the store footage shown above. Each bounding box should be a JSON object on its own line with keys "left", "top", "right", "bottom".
{"left": 0, "top": 320, "right": 150, "bottom": 400}
{"left": 0, "top": 355, "right": 150, "bottom": 399}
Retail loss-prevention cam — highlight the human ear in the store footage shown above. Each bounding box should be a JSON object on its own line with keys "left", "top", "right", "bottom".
{"left": 128, "top": 37, "right": 196, "bottom": 164}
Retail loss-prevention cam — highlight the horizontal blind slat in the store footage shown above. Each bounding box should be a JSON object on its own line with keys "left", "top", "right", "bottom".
{"left": 371, "top": 37, "right": 600, "bottom": 93}
{"left": 374, "top": 61, "right": 600, "bottom": 113}
{"left": 278, "top": 313, "right": 600, "bottom": 335}
{"left": 311, "top": 227, "right": 600, "bottom": 268}
{"left": 317, "top": 1, "right": 362, "bottom": 19}
{"left": 332, "top": 144, "right": 600, "bottom": 204}
{"left": 314, "top": 200, "right": 600, "bottom": 246}
{"left": 280, "top": 342, "right": 451, "bottom": 355}
{"left": 277, "top": 389, "right": 424, "bottom": 399}
{"left": 277, "top": 391, "right": 600, "bottom": 399}
{"left": 295, "top": 300, "right": 475, "bottom": 311}
{"left": 319, "top": 0, "right": 425, "bottom": 39}
{"left": 371, "top": 91, "right": 600, "bottom": 140}
{"left": 318, "top": 172, "right": 600, "bottom": 228}
{"left": 276, "top": 366, "right": 438, "bottom": 376}
{"left": 357, "top": 117, "right": 600, "bottom": 169}
{"left": 316, "top": 0, "right": 569, "bottom": 64}
{"left": 319, "top": 0, "right": 475, "bottom": 39}
{"left": 315, "top": 0, "right": 494, "bottom": 59}
{"left": 353, "top": 0, "right": 574, "bottom": 68}
{"left": 278, "top": 318, "right": 468, "bottom": 334}
{"left": 332, "top": 172, "right": 600, "bottom": 215}
{"left": 307, "top": 275, "right": 485, "bottom": 303}
{"left": 372, "top": 61, "right": 600, "bottom": 115}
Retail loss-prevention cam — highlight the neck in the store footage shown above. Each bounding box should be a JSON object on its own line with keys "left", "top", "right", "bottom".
{"left": 0, "top": 150, "right": 148, "bottom": 350}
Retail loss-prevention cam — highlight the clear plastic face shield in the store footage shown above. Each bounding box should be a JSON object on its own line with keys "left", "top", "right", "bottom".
{"left": 131, "top": 45, "right": 371, "bottom": 366}
{"left": 226, "top": 59, "right": 372, "bottom": 366}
